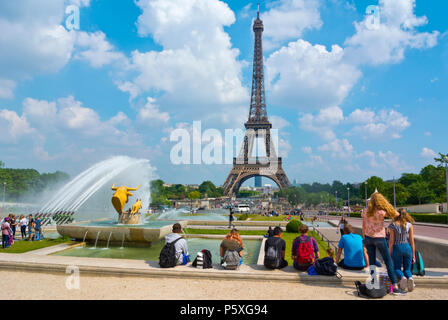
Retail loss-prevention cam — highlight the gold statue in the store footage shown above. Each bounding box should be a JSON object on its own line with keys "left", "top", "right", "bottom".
{"left": 111, "top": 184, "right": 141, "bottom": 214}
{"left": 131, "top": 199, "right": 142, "bottom": 214}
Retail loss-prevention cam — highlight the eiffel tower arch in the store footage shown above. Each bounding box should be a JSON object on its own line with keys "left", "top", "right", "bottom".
{"left": 222, "top": 8, "right": 290, "bottom": 197}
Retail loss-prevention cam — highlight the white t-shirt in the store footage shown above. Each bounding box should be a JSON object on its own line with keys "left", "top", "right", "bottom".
{"left": 20, "top": 218, "right": 28, "bottom": 226}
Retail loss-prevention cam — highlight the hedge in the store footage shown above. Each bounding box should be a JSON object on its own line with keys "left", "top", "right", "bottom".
{"left": 286, "top": 219, "right": 303, "bottom": 233}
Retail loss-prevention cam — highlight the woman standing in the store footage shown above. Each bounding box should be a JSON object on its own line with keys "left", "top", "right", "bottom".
{"left": 362, "top": 192, "right": 405, "bottom": 295}
{"left": 1, "top": 217, "right": 11, "bottom": 249}
{"left": 337, "top": 216, "right": 346, "bottom": 238}
{"left": 389, "top": 208, "right": 416, "bottom": 292}
{"left": 19, "top": 215, "right": 27, "bottom": 239}
{"left": 9, "top": 214, "right": 17, "bottom": 240}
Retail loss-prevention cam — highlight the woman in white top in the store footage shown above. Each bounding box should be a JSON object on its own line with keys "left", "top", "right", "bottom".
{"left": 19, "top": 215, "right": 28, "bottom": 239}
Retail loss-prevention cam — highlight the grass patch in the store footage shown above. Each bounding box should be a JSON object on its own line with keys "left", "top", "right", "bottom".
{"left": 184, "top": 228, "right": 266, "bottom": 236}
{"left": 234, "top": 214, "right": 298, "bottom": 222}
{"left": 0, "top": 236, "right": 73, "bottom": 254}
{"left": 184, "top": 228, "right": 330, "bottom": 266}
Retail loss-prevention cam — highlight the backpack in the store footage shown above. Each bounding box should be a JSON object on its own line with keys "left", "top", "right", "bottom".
{"left": 159, "top": 237, "right": 182, "bottom": 268}
{"left": 222, "top": 250, "right": 240, "bottom": 270}
{"left": 354, "top": 281, "right": 387, "bottom": 299}
{"left": 264, "top": 238, "right": 281, "bottom": 269}
{"left": 295, "top": 236, "right": 315, "bottom": 270}
{"left": 411, "top": 251, "right": 425, "bottom": 276}
{"left": 314, "top": 257, "right": 338, "bottom": 276}
{"left": 192, "top": 249, "right": 213, "bottom": 269}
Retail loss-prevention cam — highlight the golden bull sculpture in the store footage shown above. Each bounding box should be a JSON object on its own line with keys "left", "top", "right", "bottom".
{"left": 111, "top": 184, "right": 141, "bottom": 214}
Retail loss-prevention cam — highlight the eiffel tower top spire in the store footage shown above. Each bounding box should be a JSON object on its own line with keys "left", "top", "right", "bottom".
{"left": 246, "top": 4, "right": 270, "bottom": 128}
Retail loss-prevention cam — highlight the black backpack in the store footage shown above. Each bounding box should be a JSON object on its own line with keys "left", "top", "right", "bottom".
{"left": 264, "top": 238, "right": 281, "bottom": 269}
{"left": 314, "top": 257, "right": 337, "bottom": 276}
{"left": 192, "top": 249, "right": 213, "bottom": 269}
{"left": 159, "top": 237, "right": 182, "bottom": 268}
{"left": 355, "top": 281, "right": 387, "bottom": 299}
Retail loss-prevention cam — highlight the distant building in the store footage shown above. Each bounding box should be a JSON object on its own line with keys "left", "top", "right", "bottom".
{"left": 254, "top": 176, "right": 262, "bottom": 188}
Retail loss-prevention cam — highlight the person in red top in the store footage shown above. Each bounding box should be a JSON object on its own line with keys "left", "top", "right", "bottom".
{"left": 362, "top": 191, "right": 404, "bottom": 295}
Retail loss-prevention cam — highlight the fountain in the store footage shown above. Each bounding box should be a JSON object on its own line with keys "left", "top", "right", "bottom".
{"left": 44, "top": 156, "right": 232, "bottom": 246}
{"left": 93, "top": 231, "right": 101, "bottom": 249}
{"left": 106, "top": 232, "right": 113, "bottom": 249}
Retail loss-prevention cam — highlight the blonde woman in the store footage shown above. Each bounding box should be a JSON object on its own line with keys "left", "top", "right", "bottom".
{"left": 362, "top": 192, "right": 405, "bottom": 295}
{"left": 389, "top": 208, "right": 416, "bottom": 292}
{"left": 220, "top": 229, "right": 244, "bottom": 265}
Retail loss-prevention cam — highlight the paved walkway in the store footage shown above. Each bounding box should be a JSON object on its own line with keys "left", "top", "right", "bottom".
{"left": 2, "top": 270, "right": 447, "bottom": 300}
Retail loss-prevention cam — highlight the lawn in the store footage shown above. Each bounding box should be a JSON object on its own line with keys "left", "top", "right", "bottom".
{"left": 235, "top": 214, "right": 299, "bottom": 222}
{"left": 184, "top": 228, "right": 330, "bottom": 266}
{"left": 0, "top": 236, "right": 73, "bottom": 254}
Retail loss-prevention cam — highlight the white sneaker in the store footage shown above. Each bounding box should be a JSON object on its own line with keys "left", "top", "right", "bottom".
{"left": 399, "top": 277, "right": 407, "bottom": 290}
{"left": 407, "top": 278, "right": 415, "bottom": 292}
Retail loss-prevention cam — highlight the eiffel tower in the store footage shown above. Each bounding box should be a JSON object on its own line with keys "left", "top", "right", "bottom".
{"left": 222, "top": 7, "right": 290, "bottom": 197}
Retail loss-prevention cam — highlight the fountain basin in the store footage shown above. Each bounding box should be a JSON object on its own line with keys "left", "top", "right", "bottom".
{"left": 57, "top": 220, "right": 188, "bottom": 245}
{"left": 52, "top": 238, "right": 262, "bottom": 265}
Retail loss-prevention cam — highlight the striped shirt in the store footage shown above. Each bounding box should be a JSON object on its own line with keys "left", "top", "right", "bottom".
{"left": 388, "top": 222, "right": 411, "bottom": 245}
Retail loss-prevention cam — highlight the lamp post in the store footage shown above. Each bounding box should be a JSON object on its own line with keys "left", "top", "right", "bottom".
{"left": 2, "top": 182, "right": 5, "bottom": 211}
{"left": 393, "top": 177, "right": 396, "bottom": 208}
{"left": 364, "top": 181, "right": 368, "bottom": 209}
{"left": 335, "top": 191, "right": 338, "bottom": 213}
{"left": 347, "top": 187, "right": 350, "bottom": 217}
{"left": 444, "top": 156, "right": 448, "bottom": 223}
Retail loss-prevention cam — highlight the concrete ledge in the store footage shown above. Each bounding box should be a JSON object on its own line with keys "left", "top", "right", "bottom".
{"left": 0, "top": 253, "right": 446, "bottom": 288}
{"left": 23, "top": 242, "right": 85, "bottom": 256}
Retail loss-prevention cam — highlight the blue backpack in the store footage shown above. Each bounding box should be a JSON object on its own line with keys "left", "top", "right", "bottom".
{"left": 412, "top": 251, "right": 425, "bottom": 276}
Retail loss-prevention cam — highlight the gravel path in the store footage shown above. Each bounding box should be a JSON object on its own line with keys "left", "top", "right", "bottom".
{"left": 1, "top": 270, "right": 447, "bottom": 300}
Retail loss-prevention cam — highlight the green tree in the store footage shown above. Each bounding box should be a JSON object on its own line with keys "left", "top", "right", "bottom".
{"left": 398, "top": 173, "right": 422, "bottom": 188}
{"left": 419, "top": 164, "right": 445, "bottom": 203}
{"left": 408, "top": 181, "right": 434, "bottom": 205}
{"left": 383, "top": 182, "right": 410, "bottom": 206}
{"left": 0, "top": 161, "right": 4, "bottom": 168}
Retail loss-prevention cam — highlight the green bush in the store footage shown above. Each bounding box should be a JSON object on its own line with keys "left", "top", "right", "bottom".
{"left": 286, "top": 219, "right": 302, "bottom": 233}
{"left": 329, "top": 212, "right": 362, "bottom": 217}
{"left": 410, "top": 213, "right": 448, "bottom": 224}
{"left": 238, "top": 213, "right": 250, "bottom": 221}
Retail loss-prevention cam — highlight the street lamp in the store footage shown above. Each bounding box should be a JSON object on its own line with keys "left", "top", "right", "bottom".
{"left": 393, "top": 177, "right": 396, "bottom": 208}
{"left": 347, "top": 187, "right": 350, "bottom": 217}
{"left": 2, "top": 182, "right": 6, "bottom": 211}
{"left": 335, "top": 191, "right": 338, "bottom": 213}
{"left": 444, "top": 156, "right": 448, "bottom": 224}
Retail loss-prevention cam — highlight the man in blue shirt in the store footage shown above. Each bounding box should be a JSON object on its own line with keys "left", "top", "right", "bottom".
{"left": 34, "top": 216, "right": 42, "bottom": 241}
{"left": 335, "top": 224, "right": 367, "bottom": 270}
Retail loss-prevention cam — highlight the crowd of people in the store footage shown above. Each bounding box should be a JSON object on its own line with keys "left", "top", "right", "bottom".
{"left": 162, "top": 191, "right": 418, "bottom": 297}
{"left": 0, "top": 213, "right": 43, "bottom": 249}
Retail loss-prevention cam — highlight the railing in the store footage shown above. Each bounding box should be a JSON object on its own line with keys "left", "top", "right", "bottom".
{"left": 311, "top": 226, "right": 339, "bottom": 253}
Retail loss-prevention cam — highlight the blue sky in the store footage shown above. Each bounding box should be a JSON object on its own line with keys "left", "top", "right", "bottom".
{"left": 0, "top": 0, "right": 446, "bottom": 187}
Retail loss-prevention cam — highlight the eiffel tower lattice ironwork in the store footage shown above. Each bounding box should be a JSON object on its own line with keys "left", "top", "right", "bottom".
{"left": 222, "top": 8, "right": 290, "bottom": 196}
